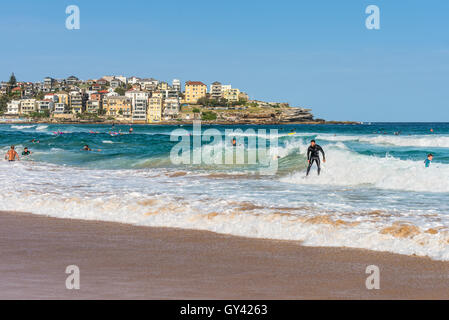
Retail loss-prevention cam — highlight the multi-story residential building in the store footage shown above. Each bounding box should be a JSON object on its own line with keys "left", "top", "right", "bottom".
{"left": 110, "top": 78, "right": 123, "bottom": 89}
{"left": 6, "top": 100, "right": 21, "bottom": 115}
{"left": 90, "top": 93, "right": 103, "bottom": 101}
{"left": 44, "top": 93, "right": 59, "bottom": 102}
{"left": 23, "top": 82, "right": 34, "bottom": 97}
{"left": 185, "top": 81, "right": 207, "bottom": 104}
{"left": 86, "top": 100, "right": 101, "bottom": 114}
{"left": 44, "top": 77, "right": 55, "bottom": 88}
{"left": 20, "top": 99, "right": 37, "bottom": 114}
{"left": 139, "top": 78, "right": 158, "bottom": 91}
{"left": 162, "top": 89, "right": 180, "bottom": 99}
{"left": 66, "top": 76, "right": 79, "bottom": 85}
{"left": 37, "top": 100, "right": 54, "bottom": 113}
{"left": 210, "top": 82, "right": 223, "bottom": 100}
{"left": 115, "top": 75, "right": 127, "bottom": 85}
{"left": 128, "top": 76, "right": 141, "bottom": 85}
{"left": 69, "top": 91, "right": 87, "bottom": 114}
{"left": 0, "top": 82, "right": 9, "bottom": 95}
{"left": 158, "top": 82, "right": 169, "bottom": 91}
{"left": 221, "top": 84, "right": 231, "bottom": 92}
{"left": 103, "top": 96, "right": 132, "bottom": 118}
{"left": 223, "top": 88, "right": 240, "bottom": 102}
{"left": 97, "top": 78, "right": 109, "bottom": 86}
{"left": 163, "top": 97, "right": 180, "bottom": 118}
{"left": 152, "top": 91, "right": 164, "bottom": 99}
{"left": 55, "top": 92, "right": 69, "bottom": 105}
{"left": 54, "top": 103, "right": 70, "bottom": 114}
{"left": 132, "top": 98, "right": 148, "bottom": 123}
{"left": 147, "top": 96, "right": 162, "bottom": 123}
{"left": 172, "top": 79, "right": 181, "bottom": 92}
{"left": 125, "top": 90, "right": 150, "bottom": 107}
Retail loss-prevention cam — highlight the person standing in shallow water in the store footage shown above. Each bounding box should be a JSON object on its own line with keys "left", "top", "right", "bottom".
{"left": 306, "top": 140, "right": 325, "bottom": 176}
{"left": 424, "top": 154, "right": 433, "bottom": 168}
{"left": 5, "top": 145, "right": 20, "bottom": 162}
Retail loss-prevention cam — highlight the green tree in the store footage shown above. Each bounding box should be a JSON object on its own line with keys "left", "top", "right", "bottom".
{"left": 0, "top": 95, "right": 11, "bottom": 113}
{"left": 8, "top": 73, "right": 17, "bottom": 87}
{"left": 201, "top": 111, "right": 217, "bottom": 121}
{"left": 114, "top": 87, "right": 126, "bottom": 95}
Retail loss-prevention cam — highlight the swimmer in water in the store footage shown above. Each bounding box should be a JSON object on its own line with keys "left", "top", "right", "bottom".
{"left": 83, "top": 145, "right": 92, "bottom": 151}
{"left": 22, "top": 147, "right": 31, "bottom": 156}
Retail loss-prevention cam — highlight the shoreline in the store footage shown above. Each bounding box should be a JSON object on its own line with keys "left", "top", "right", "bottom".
{"left": 0, "top": 120, "right": 360, "bottom": 126}
{"left": 1, "top": 210, "right": 449, "bottom": 299}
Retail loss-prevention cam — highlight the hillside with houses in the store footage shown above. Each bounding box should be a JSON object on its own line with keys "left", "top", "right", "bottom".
{"left": 0, "top": 73, "right": 321, "bottom": 124}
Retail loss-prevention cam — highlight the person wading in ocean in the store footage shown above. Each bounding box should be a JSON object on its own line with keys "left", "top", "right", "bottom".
{"left": 306, "top": 140, "right": 325, "bottom": 176}
{"left": 5, "top": 145, "right": 20, "bottom": 162}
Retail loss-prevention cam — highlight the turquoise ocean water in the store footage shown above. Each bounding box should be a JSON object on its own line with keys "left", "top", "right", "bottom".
{"left": 1, "top": 122, "right": 449, "bottom": 260}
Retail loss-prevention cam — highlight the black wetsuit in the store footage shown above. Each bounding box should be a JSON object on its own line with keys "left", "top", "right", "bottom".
{"left": 306, "top": 144, "right": 325, "bottom": 176}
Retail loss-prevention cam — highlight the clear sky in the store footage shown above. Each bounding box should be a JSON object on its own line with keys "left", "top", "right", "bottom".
{"left": 1, "top": 0, "right": 448, "bottom": 122}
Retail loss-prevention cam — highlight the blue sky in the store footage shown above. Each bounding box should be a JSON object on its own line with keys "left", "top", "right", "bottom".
{"left": 1, "top": 0, "right": 448, "bottom": 121}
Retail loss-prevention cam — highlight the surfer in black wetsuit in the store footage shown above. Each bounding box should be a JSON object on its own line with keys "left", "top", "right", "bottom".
{"left": 306, "top": 140, "right": 326, "bottom": 176}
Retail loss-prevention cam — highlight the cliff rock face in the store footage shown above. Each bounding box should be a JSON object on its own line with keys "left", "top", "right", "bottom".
{"left": 278, "top": 108, "right": 315, "bottom": 122}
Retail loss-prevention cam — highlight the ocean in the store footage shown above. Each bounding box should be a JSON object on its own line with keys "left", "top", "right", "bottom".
{"left": 1, "top": 122, "right": 449, "bottom": 260}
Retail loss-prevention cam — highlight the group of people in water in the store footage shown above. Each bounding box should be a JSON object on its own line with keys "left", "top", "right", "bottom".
{"left": 4, "top": 145, "right": 31, "bottom": 161}
{"left": 4, "top": 128, "right": 437, "bottom": 171}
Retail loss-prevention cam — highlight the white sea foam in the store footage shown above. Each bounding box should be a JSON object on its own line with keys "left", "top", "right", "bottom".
{"left": 282, "top": 142, "right": 449, "bottom": 193}
{"left": 11, "top": 125, "right": 35, "bottom": 130}
{"left": 316, "top": 133, "right": 449, "bottom": 148}
{"left": 0, "top": 161, "right": 448, "bottom": 261}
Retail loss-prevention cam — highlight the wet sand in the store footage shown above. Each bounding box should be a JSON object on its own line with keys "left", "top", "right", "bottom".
{"left": 0, "top": 211, "right": 448, "bottom": 299}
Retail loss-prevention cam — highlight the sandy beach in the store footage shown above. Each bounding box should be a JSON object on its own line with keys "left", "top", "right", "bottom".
{"left": 0, "top": 211, "right": 448, "bottom": 300}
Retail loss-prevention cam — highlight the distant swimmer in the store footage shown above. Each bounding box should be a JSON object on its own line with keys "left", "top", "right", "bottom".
{"left": 232, "top": 137, "right": 237, "bottom": 147}
{"left": 82, "top": 144, "right": 101, "bottom": 152}
{"left": 424, "top": 153, "right": 433, "bottom": 168}
{"left": 22, "top": 147, "right": 31, "bottom": 156}
{"left": 306, "top": 140, "right": 325, "bottom": 176}
{"left": 129, "top": 127, "right": 133, "bottom": 133}
{"left": 31, "top": 139, "right": 40, "bottom": 143}
{"left": 5, "top": 145, "right": 20, "bottom": 162}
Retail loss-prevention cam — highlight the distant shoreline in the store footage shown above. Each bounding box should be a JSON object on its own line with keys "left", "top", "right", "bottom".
{"left": 0, "top": 119, "right": 361, "bottom": 126}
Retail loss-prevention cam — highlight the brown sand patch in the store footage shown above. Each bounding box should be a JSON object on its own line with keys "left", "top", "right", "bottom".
{"left": 206, "top": 212, "right": 220, "bottom": 219}
{"left": 380, "top": 223, "right": 421, "bottom": 238}
{"left": 168, "top": 171, "right": 187, "bottom": 177}
{"left": 138, "top": 199, "right": 159, "bottom": 206}
{"left": 144, "top": 211, "right": 160, "bottom": 216}
{"left": 426, "top": 228, "right": 439, "bottom": 235}
{"left": 304, "top": 215, "right": 359, "bottom": 227}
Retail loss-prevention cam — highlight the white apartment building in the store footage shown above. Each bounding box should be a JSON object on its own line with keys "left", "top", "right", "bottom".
{"left": 54, "top": 103, "right": 70, "bottom": 114}
{"left": 6, "top": 100, "right": 21, "bottom": 115}
{"left": 132, "top": 98, "right": 148, "bottom": 123}
{"left": 172, "top": 79, "right": 181, "bottom": 92}
{"left": 37, "top": 100, "right": 54, "bottom": 113}
{"left": 163, "top": 97, "right": 180, "bottom": 118}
